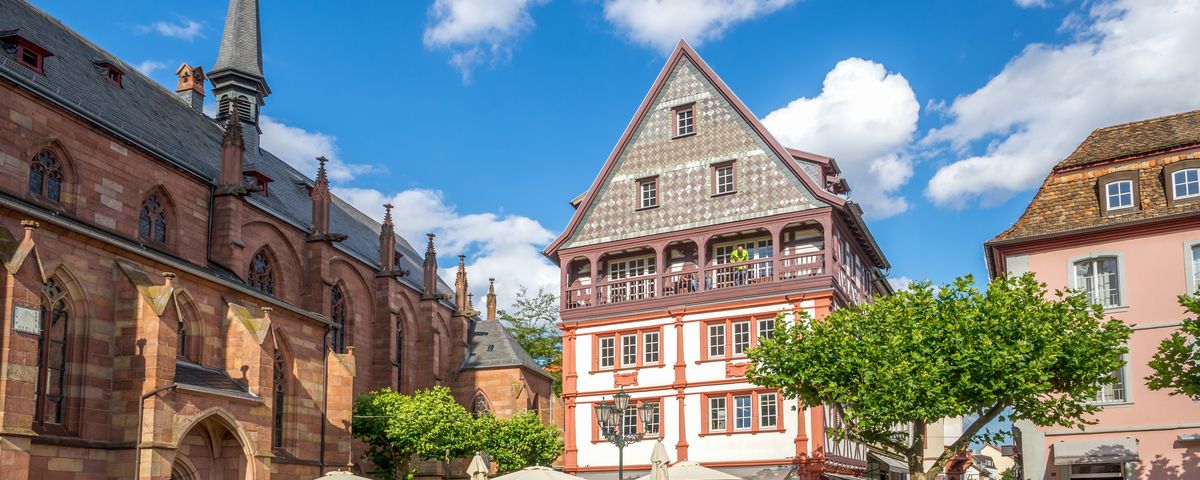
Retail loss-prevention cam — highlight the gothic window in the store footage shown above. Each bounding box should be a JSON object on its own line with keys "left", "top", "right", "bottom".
{"left": 35, "top": 279, "right": 70, "bottom": 426}
{"left": 395, "top": 321, "right": 404, "bottom": 389}
{"left": 177, "top": 316, "right": 187, "bottom": 360}
{"left": 248, "top": 250, "right": 274, "bottom": 295}
{"left": 138, "top": 193, "right": 168, "bottom": 244}
{"left": 272, "top": 345, "right": 286, "bottom": 450}
{"left": 472, "top": 393, "right": 490, "bottom": 417}
{"left": 330, "top": 285, "right": 347, "bottom": 353}
{"left": 29, "top": 150, "right": 64, "bottom": 203}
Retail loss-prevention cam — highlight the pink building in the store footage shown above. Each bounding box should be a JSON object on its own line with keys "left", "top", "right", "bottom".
{"left": 985, "top": 110, "right": 1200, "bottom": 480}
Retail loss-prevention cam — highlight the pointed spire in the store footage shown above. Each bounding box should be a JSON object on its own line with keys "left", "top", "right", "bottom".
{"left": 423, "top": 233, "right": 438, "bottom": 294}
{"left": 486, "top": 278, "right": 497, "bottom": 321}
{"left": 455, "top": 255, "right": 469, "bottom": 312}
{"left": 311, "top": 156, "right": 331, "bottom": 235}
{"left": 379, "top": 204, "right": 396, "bottom": 269}
{"left": 212, "top": 0, "right": 266, "bottom": 83}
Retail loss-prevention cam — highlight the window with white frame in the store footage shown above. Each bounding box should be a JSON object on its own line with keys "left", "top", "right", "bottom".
{"left": 599, "top": 337, "right": 615, "bottom": 369}
{"left": 1069, "top": 463, "right": 1123, "bottom": 480}
{"left": 708, "top": 397, "right": 727, "bottom": 430}
{"left": 733, "top": 394, "right": 753, "bottom": 430}
{"left": 622, "top": 407, "right": 639, "bottom": 436}
{"left": 1190, "top": 243, "right": 1200, "bottom": 293}
{"left": 1174, "top": 168, "right": 1200, "bottom": 199}
{"left": 609, "top": 257, "right": 655, "bottom": 281}
{"left": 708, "top": 323, "right": 726, "bottom": 358}
{"left": 643, "top": 331, "right": 659, "bottom": 364}
{"left": 1091, "top": 356, "right": 1128, "bottom": 405}
{"left": 676, "top": 107, "right": 695, "bottom": 136}
{"left": 715, "top": 163, "right": 735, "bottom": 194}
{"left": 621, "top": 334, "right": 638, "bottom": 367}
{"left": 639, "top": 178, "right": 658, "bottom": 209}
{"left": 759, "top": 393, "right": 778, "bottom": 428}
{"left": 732, "top": 320, "right": 751, "bottom": 355}
{"left": 758, "top": 316, "right": 776, "bottom": 340}
{"left": 644, "top": 402, "right": 660, "bottom": 435}
{"left": 1073, "top": 256, "right": 1121, "bottom": 308}
{"left": 1105, "top": 180, "right": 1133, "bottom": 210}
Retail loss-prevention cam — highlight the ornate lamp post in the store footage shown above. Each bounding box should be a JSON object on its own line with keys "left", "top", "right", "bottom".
{"left": 595, "top": 388, "right": 655, "bottom": 480}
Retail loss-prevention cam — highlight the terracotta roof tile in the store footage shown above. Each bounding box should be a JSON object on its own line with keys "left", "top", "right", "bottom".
{"left": 1055, "top": 109, "right": 1200, "bottom": 171}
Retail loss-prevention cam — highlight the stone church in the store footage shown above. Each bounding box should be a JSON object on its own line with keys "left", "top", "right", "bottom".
{"left": 0, "top": 0, "right": 554, "bottom": 478}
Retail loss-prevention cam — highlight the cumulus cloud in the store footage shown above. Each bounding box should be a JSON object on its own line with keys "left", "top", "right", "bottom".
{"left": 887, "top": 276, "right": 915, "bottom": 292}
{"left": 604, "top": 0, "right": 795, "bottom": 53}
{"left": 137, "top": 18, "right": 204, "bottom": 41}
{"left": 334, "top": 187, "right": 560, "bottom": 311}
{"left": 258, "top": 116, "right": 374, "bottom": 183}
{"left": 424, "top": 0, "right": 547, "bottom": 82}
{"left": 923, "top": 0, "right": 1200, "bottom": 208}
{"left": 134, "top": 60, "right": 166, "bottom": 75}
{"left": 1014, "top": 0, "right": 1049, "bottom": 7}
{"left": 761, "top": 58, "right": 920, "bottom": 218}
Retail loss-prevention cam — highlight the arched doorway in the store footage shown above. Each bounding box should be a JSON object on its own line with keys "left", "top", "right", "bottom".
{"left": 172, "top": 409, "right": 253, "bottom": 480}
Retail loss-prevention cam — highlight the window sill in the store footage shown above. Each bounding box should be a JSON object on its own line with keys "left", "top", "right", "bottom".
{"left": 673, "top": 132, "right": 696, "bottom": 140}
{"left": 699, "top": 427, "right": 785, "bottom": 437}
{"left": 711, "top": 190, "right": 737, "bottom": 198}
{"left": 694, "top": 356, "right": 749, "bottom": 365}
{"left": 592, "top": 434, "right": 663, "bottom": 444}
{"left": 1089, "top": 401, "right": 1134, "bottom": 408}
{"left": 1102, "top": 305, "right": 1130, "bottom": 314}
{"left": 636, "top": 205, "right": 660, "bottom": 211}
{"left": 590, "top": 364, "right": 666, "bottom": 375}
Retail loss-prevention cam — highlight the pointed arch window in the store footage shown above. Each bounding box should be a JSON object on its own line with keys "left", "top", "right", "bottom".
{"left": 29, "top": 149, "right": 64, "bottom": 203}
{"left": 139, "top": 193, "right": 168, "bottom": 244}
{"left": 395, "top": 320, "right": 404, "bottom": 389}
{"left": 272, "top": 344, "right": 286, "bottom": 450}
{"left": 472, "top": 393, "right": 491, "bottom": 417}
{"left": 248, "top": 250, "right": 274, "bottom": 295}
{"left": 177, "top": 316, "right": 188, "bottom": 360}
{"left": 330, "top": 285, "right": 347, "bottom": 353}
{"left": 35, "top": 279, "right": 70, "bottom": 427}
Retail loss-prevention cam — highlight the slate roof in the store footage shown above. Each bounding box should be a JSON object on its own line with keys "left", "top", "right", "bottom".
{"left": 174, "top": 360, "right": 259, "bottom": 401}
{"left": 0, "top": 0, "right": 451, "bottom": 299}
{"left": 1055, "top": 110, "right": 1200, "bottom": 171}
{"left": 989, "top": 111, "right": 1200, "bottom": 244}
{"left": 212, "top": 0, "right": 265, "bottom": 81}
{"left": 461, "top": 319, "right": 552, "bottom": 379}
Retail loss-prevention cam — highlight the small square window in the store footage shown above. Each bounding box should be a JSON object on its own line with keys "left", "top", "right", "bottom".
{"left": 14, "top": 40, "right": 49, "bottom": 74}
{"left": 106, "top": 67, "right": 123, "bottom": 86}
{"left": 675, "top": 106, "right": 695, "bottom": 137}
{"left": 638, "top": 178, "right": 658, "bottom": 209}
{"left": 714, "top": 163, "right": 735, "bottom": 195}
{"left": 1105, "top": 180, "right": 1133, "bottom": 210}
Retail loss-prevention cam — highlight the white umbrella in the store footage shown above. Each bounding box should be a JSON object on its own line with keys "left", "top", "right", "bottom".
{"left": 493, "top": 466, "right": 588, "bottom": 480}
{"left": 637, "top": 461, "right": 741, "bottom": 480}
{"left": 314, "top": 471, "right": 372, "bottom": 480}
{"left": 650, "top": 440, "right": 671, "bottom": 480}
{"left": 468, "top": 453, "right": 490, "bottom": 480}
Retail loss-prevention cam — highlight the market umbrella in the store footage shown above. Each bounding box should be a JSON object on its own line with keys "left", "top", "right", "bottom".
{"left": 650, "top": 440, "right": 671, "bottom": 480}
{"left": 493, "top": 466, "right": 588, "bottom": 480}
{"left": 468, "top": 453, "right": 490, "bottom": 480}
{"left": 637, "top": 461, "right": 741, "bottom": 480}
{"left": 314, "top": 471, "right": 372, "bottom": 480}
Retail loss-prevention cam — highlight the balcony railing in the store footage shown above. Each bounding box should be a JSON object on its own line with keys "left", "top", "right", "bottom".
{"left": 563, "top": 252, "right": 827, "bottom": 310}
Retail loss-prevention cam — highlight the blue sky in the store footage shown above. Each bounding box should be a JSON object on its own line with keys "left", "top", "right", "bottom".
{"left": 27, "top": 0, "right": 1200, "bottom": 310}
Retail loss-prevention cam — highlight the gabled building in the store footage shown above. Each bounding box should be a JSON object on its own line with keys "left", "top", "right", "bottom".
{"left": 985, "top": 110, "right": 1200, "bottom": 480}
{"left": 0, "top": 0, "right": 551, "bottom": 478}
{"left": 545, "top": 41, "right": 892, "bottom": 480}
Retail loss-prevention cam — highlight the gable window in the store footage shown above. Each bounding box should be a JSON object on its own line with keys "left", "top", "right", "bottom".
{"left": 248, "top": 250, "right": 275, "bottom": 295}
{"left": 29, "top": 149, "right": 64, "bottom": 203}
{"left": 599, "top": 336, "right": 616, "bottom": 369}
{"left": 35, "top": 279, "right": 71, "bottom": 427}
{"left": 138, "top": 194, "right": 168, "bottom": 245}
{"left": 675, "top": 104, "right": 695, "bottom": 137}
{"left": 330, "top": 285, "right": 348, "bottom": 354}
{"left": 638, "top": 177, "right": 659, "bottom": 209}
{"left": 1072, "top": 256, "right": 1121, "bottom": 308}
{"left": 1105, "top": 180, "right": 1133, "bottom": 210}
{"left": 714, "top": 162, "right": 736, "bottom": 195}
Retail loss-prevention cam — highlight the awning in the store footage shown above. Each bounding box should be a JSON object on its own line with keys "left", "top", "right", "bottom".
{"left": 1052, "top": 438, "right": 1139, "bottom": 465}
{"left": 868, "top": 452, "right": 908, "bottom": 472}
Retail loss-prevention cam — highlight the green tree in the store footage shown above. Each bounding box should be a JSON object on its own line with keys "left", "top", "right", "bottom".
{"left": 475, "top": 411, "right": 565, "bottom": 473}
{"left": 746, "top": 274, "right": 1131, "bottom": 480}
{"left": 352, "top": 387, "right": 479, "bottom": 480}
{"left": 1146, "top": 294, "right": 1200, "bottom": 399}
{"left": 498, "top": 287, "right": 563, "bottom": 393}
{"left": 999, "top": 468, "right": 1018, "bottom": 480}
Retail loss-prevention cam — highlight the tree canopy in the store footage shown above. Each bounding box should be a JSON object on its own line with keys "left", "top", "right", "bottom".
{"left": 1146, "top": 294, "right": 1200, "bottom": 399}
{"left": 475, "top": 411, "right": 565, "bottom": 473}
{"left": 746, "top": 274, "right": 1131, "bottom": 480}
{"left": 498, "top": 286, "right": 563, "bottom": 393}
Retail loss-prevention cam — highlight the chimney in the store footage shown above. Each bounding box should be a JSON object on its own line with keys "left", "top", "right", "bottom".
{"left": 311, "top": 156, "right": 331, "bottom": 235}
{"left": 454, "top": 255, "right": 469, "bottom": 312}
{"left": 379, "top": 204, "right": 396, "bottom": 269}
{"left": 174, "top": 64, "right": 206, "bottom": 113}
{"left": 486, "top": 278, "right": 497, "bottom": 321}
{"left": 423, "top": 233, "right": 438, "bottom": 295}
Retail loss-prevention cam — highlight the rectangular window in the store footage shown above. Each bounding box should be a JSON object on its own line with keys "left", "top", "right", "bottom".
{"left": 644, "top": 402, "right": 660, "bottom": 435}
{"left": 599, "top": 337, "right": 615, "bottom": 369}
{"left": 732, "top": 321, "right": 751, "bottom": 355}
{"left": 715, "top": 164, "right": 735, "bottom": 194}
{"left": 1093, "top": 364, "right": 1127, "bottom": 405}
{"left": 639, "top": 178, "right": 658, "bottom": 209}
{"left": 643, "top": 331, "right": 660, "bottom": 365}
{"left": 676, "top": 107, "right": 695, "bottom": 136}
{"left": 621, "top": 334, "right": 638, "bottom": 367}
{"left": 759, "top": 393, "right": 778, "bottom": 428}
{"left": 709, "top": 397, "right": 727, "bottom": 431}
{"left": 733, "top": 395, "right": 752, "bottom": 430}
{"left": 758, "top": 317, "right": 776, "bottom": 340}
{"left": 1074, "top": 257, "right": 1121, "bottom": 308}
{"left": 1192, "top": 244, "right": 1200, "bottom": 293}
{"left": 708, "top": 323, "right": 726, "bottom": 358}
{"left": 1175, "top": 169, "right": 1200, "bottom": 199}
{"left": 1069, "top": 463, "right": 1123, "bottom": 479}
{"left": 622, "top": 407, "right": 639, "bottom": 436}
{"left": 1105, "top": 180, "right": 1133, "bottom": 210}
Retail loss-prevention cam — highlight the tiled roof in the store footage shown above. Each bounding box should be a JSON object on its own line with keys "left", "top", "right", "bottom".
{"left": 991, "top": 112, "right": 1200, "bottom": 244}
{"left": 0, "top": 0, "right": 451, "bottom": 298}
{"left": 212, "top": 0, "right": 265, "bottom": 80}
{"left": 1055, "top": 110, "right": 1200, "bottom": 171}
{"left": 174, "top": 361, "right": 259, "bottom": 400}
{"left": 461, "top": 319, "right": 552, "bottom": 379}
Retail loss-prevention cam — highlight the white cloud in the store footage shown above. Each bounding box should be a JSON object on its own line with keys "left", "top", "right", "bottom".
{"left": 761, "top": 58, "right": 920, "bottom": 218}
{"left": 604, "top": 0, "right": 795, "bottom": 53}
{"left": 923, "top": 0, "right": 1200, "bottom": 208}
{"left": 1014, "top": 0, "right": 1049, "bottom": 7}
{"left": 134, "top": 60, "right": 166, "bottom": 75}
{"left": 887, "top": 276, "right": 915, "bottom": 291}
{"left": 424, "top": 0, "right": 547, "bottom": 82}
{"left": 334, "top": 187, "right": 560, "bottom": 311}
{"left": 138, "top": 18, "right": 204, "bottom": 41}
{"left": 258, "top": 116, "right": 374, "bottom": 183}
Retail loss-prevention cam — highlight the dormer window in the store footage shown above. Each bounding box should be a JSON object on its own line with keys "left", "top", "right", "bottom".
{"left": 674, "top": 104, "right": 695, "bottom": 137}
{"left": 1173, "top": 169, "right": 1200, "bottom": 200}
{"left": 244, "top": 171, "right": 273, "bottom": 197}
{"left": 95, "top": 62, "right": 123, "bottom": 87}
{"left": 1105, "top": 180, "right": 1133, "bottom": 210}
{"left": 1096, "top": 171, "right": 1138, "bottom": 216}
{"left": 4, "top": 35, "right": 52, "bottom": 74}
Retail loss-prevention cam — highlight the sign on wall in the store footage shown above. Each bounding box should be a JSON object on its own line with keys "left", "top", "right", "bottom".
{"left": 12, "top": 305, "right": 40, "bottom": 335}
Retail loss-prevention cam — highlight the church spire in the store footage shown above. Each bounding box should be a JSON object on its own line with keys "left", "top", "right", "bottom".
{"left": 454, "top": 255, "right": 469, "bottom": 312}
{"left": 379, "top": 204, "right": 396, "bottom": 269}
{"left": 423, "top": 233, "right": 438, "bottom": 295}
{"left": 486, "top": 278, "right": 497, "bottom": 321}
{"left": 210, "top": 0, "right": 270, "bottom": 125}
{"left": 311, "top": 156, "right": 331, "bottom": 235}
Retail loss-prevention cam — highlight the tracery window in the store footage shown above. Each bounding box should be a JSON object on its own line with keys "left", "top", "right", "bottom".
{"left": 330, "top": 285, "right": 347, "bottom": 353}
{"left": 138, "top": 193, "right": 168, "bottom": 244}
{"left": 472, "top": 393, "right": 490, "bottom": 417}
{"left": 29, "top": 150, "right": 64, "bottom": 203}
{"left": 35, "top": 279, "right": 70, "bottom": 426}
{"left": 248, "top": 250, "right": 274, "bottom": 295}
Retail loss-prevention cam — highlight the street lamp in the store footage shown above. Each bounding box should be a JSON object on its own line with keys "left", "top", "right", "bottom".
{"left": 595, "top": 388, "right": 655, "bottom": 480}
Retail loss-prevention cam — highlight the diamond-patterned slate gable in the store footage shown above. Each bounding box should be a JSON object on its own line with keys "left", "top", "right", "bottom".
{"left": 565, "top": 59, "right": 823, "bottom": 249}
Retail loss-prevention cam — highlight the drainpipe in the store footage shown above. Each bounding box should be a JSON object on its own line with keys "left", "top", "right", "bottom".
{"left": 319, "top": 324, "right": 331, "bottom": 473}
{"left": 204, "top": 185, "right": 215, "bottom": 267}
{"left": 135, "top": 383, "right": 179, "bottom": 480}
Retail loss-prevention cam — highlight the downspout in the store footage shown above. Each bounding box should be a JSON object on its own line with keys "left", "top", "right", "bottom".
{"left": 205, "top": 184, "right": 215, "bottom": 267}
{"left": 319, "top": 324, "right": 331, "bottom": 472}
{"left": 134, "top": 383, "right": 179, "bottom": 480}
